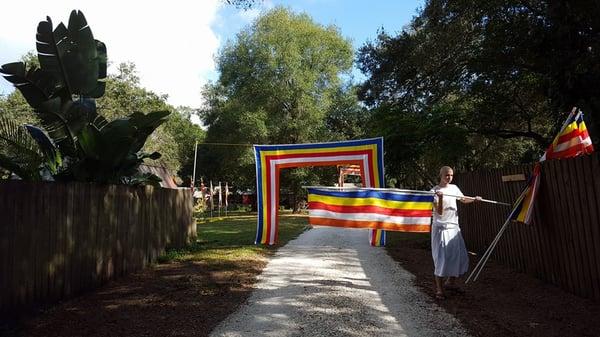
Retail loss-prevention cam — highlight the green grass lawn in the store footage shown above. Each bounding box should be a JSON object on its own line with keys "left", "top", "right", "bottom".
{"left": 159, "top": 212, "right": 309, "bottom": 264}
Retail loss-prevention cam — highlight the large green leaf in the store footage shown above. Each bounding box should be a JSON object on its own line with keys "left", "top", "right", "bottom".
{"left": 36, "top": 10, "right": 105, "bottom": 98}
{"left": 63, "top": 10, "right": 100, "bottom": 95}
{"left": 36, "top": 17, "right": 70, "bottom": 101}
{"left": 97, "top": 118, "right": 137, "bottom": 167}
{"left": 25, "top": 124, "right": 62, "bottom": 174}
{"left": 85, "top": 40, "right": 107, "bottom": 98}
{"left": 128, "top": 110, "right": 171, "bottom": 152}
{"left": 0, "top": 62, "right": 56, "bottom": 108}
{"left": 77, "top": 124, "right": 102, "bottom": 160}
{"left": 36, "top": 97, "right": 77, "bottom": 156}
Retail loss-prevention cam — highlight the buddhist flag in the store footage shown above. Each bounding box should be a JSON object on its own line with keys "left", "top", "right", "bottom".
{"left": 512, "top": 109, "right": 594, "bottom": 224}
{"left": 210, "top": 181, "right": 214, "bottom": 210}
{"left": 218, "top": 181, "right": 222, "bottom": 208}
{"left": 511, "top": 163, "right": 542, "bottom": 224}
{"left": 542, "top": 110, "right": 594, "bottom": 160}
{"left": 307, "top": 188, "right": 434, "bottom": 232}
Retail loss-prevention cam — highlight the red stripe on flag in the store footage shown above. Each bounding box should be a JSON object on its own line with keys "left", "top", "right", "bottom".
{"left": 555, "top": 127, "right": 582, "bottom": 145}
{"left": 545, "top": 144, "right": 587, "bottom": 160}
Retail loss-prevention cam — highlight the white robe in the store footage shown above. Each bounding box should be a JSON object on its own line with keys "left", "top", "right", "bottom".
{"left": 431, "top": 184, "right": 469, "bottom": 277}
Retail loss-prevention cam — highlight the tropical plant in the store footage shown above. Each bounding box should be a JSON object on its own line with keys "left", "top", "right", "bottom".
{"left": 0, "top": 116, "right": 61, "bottom": 180}
{"left": 0, "top": 10, "right": 169, "bottom": 185}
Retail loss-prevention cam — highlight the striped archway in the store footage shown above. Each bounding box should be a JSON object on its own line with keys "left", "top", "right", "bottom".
{"left": 254, "top": 138, "right": 386, "bottom": 246}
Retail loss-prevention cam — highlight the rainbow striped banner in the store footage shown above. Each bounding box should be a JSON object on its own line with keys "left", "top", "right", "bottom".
{"left": 254, "top": 138, "right": 385, "bottom": 245}
{"left": 307, "top": 188, "right": 433, "bottom": 232}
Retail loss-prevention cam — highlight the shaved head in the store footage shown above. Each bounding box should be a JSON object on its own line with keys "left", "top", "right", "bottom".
{"left": 439, "top": 166, "right": 453, "bottom": 177}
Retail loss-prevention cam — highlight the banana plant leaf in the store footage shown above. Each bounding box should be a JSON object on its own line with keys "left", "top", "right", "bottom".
{"left": 128, "top": 111, "right": 171, "bottom": 152}
{"left": 123, "top": 172, "right": 162, "bottom": 187}
{"left": 64, "top": 111, "right": 169, "bottom": 184}
{"left": 35, "top": 97, "right": 77, "bottom": 157}
{"left": 25, "top": 124, "right": 62, "bottom": 174}
{"left": 36, "top": 10, "right": 106, "bottom": 98}
{"left": 0, "top": 62, "right": 56, "bottom": 108}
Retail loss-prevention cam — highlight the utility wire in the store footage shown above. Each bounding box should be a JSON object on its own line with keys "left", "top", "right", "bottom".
{"left": 196, "top": 142, "right": 254, "bottom": 147}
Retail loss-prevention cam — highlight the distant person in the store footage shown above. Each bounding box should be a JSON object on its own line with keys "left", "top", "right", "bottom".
{"left": 431, "top": 166, "right": 481, "bottom": 300}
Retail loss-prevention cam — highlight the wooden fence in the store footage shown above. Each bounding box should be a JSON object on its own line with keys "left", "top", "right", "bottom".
{"left": 454, "top": 152, "right": 600, "bottom": 301}
{"left": 0, "top": 181, "right": 195, "bottom": 313}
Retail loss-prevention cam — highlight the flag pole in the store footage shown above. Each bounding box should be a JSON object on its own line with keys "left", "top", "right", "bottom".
{"left": 302, "top": 186, "right": 511, "bottom": 206}
{"left": 466, "top": 217, "right": 511, "bottom": 283}
{"left": 466, "top": 187, "right": 527, "bottom": 283}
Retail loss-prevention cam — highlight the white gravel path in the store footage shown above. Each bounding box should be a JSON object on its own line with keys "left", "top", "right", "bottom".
{"left": 210, "top": 227, "right": 471, "bottom": 337}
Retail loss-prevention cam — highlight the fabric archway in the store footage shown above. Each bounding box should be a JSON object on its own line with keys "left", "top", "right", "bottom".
{"left": 254, "top": 138, "right": 386, "bottom": 246}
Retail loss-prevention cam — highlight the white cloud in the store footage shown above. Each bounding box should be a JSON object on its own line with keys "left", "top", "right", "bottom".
{"left": 0, "top": 0, "right": 222, "bottom": 109}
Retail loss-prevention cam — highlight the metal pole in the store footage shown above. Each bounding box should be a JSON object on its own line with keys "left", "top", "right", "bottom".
{"left": 192, "top": 140, "right": 198, "bottom": 189}
{"left": 302, "top": 186, "right": 511, "bottom": 206}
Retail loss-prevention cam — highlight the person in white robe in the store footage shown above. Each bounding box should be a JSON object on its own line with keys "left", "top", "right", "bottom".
{"left": 431, "top": 166, "right": 481, "bottom": 300}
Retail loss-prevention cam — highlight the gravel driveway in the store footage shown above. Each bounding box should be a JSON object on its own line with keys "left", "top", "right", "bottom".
{"left": 210, "top": 227, "right": 471, "bottom": 337}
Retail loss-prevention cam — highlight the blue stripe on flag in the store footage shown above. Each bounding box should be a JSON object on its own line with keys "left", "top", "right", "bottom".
{"left": 253, "top": 137, "right": 383, "bottom": 152}
{"left": 308, "top": 188, "right": 433, "bottom": 202}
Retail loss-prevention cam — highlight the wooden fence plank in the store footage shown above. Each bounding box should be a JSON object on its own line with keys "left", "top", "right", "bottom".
{"left": 530, "top": 180, "right": 550, "bottom": 281}
{"left": 114, "top": 187, "right": 125, "bottom": 278}
{"left": 570, "top": 157, "right": 593, "bottom": 299}
{"left": 562, "top": 158, "right": 588, "bottom": 297}
{"left": 588, "top": 155, "right": 600, "bottom": 301}
{"left": 69, "top": 183, "right": 78, "bottom": 296}
{"left": 575, "top": 156, "right": 600, "bottom": 300}
{"left": 546, "top": 159, "right": 576, "bottom": 293}
{"left": 0, "top": 182, "right": 8, "bottom": 312}
{"left": 539, "top": 161, "right": 562, "bottom": 285}
{"left": 15, "top": 183, "right": 29, "bottom": 308}
{"left": 0, "top": 182, "right": 17, "bottom": 310}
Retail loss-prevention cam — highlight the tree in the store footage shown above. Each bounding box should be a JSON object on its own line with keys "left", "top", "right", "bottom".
{"left": 357, "top": 0, "right": 599, "bottom": 185}
{"left": 200, "top": 7, "right": 357, "bottom": 198}
{"left": 223, "top": 0, "right": 261, "bottom": 10}
{"left": 162, "top": 106, "right": 205, "bottom": 181}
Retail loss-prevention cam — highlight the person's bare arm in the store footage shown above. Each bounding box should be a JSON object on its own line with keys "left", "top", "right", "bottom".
{"left": 460, "top": 196, "right": 482, "bottom": 204}
{"left": 435, "top": 191, "right": 444, "bottom": 215}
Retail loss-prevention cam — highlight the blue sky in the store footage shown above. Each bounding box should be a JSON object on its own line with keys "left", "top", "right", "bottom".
{"left": 0, "top": 0, "right": 423, "bottom": 109}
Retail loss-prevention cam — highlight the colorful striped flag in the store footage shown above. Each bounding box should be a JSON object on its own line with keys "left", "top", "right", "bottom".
{"left": 307, "top": 188, "right": 434, "bottom": 232}
{"left": 542, "top": 110, "right": 594, "bottom": 160}
{"left": 210, "top": 180, "right": 214, "bottom": 211}
{"left": 512, "top": 109, "right": 594, "bottom": 224}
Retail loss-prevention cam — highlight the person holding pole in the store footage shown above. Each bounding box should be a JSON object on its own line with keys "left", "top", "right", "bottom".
{"left": 431, "top": 166, "right": 481, "bottom": 300}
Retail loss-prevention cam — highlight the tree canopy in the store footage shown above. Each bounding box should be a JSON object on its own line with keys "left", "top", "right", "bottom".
{"left": 357, "top": 0, "right": 600, "bottom": 186}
